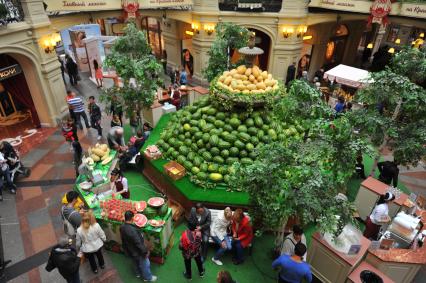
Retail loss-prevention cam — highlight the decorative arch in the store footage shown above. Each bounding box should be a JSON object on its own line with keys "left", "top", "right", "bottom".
{"left": 0, "top": 45, "right": 53, "bottom": 126}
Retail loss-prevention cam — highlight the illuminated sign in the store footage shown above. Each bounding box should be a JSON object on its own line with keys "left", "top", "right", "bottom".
{"left": 0, "top": 64, "right": 22, "bottom": 81}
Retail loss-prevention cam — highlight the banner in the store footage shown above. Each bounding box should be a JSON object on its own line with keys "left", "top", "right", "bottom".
{"left": 45, "top": 0, "right": 193, "bottom": 12}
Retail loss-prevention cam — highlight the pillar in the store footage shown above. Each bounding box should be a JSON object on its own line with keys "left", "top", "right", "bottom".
{"left": 20, "top": 0, "right": 50, "bottom": 26}
{"left": 161, "top": 19, "right": 182, "bottom": 72}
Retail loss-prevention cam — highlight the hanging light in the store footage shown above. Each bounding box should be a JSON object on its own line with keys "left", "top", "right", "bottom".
{"left": 395, "top": 38, "right": 401, "bottom": 44}
{"left": 367, "top": 43, "right": 373, "bottom": 49}
{"left": 420, "top": 32, "right": 425, "bottom": 38}
{"left": 388, "top": 47, "right": 395, "bottom": 54}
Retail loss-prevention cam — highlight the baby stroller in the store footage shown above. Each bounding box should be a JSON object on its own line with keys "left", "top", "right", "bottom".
{"left": 0, "top": 141, "right": 31, "bottom": 183}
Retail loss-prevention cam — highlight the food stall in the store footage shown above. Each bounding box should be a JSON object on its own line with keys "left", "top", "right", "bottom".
{"left": 322, "top": 64, "right": 371, "bottom": 109}
{"left": 308, "top": 178, "right": 426, "bottom": 283}
{"left": 74, "top": 144, "right": 174, "bottom": 264}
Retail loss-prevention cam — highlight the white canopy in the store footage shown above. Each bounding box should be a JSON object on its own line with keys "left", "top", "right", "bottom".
{"left": 324, "top": 64, "right": 371, "bottom": 89}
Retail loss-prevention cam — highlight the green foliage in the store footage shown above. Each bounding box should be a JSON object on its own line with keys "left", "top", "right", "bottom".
{"left": 229, "top": 81, "right": 368, "bottom": 234}
{"left": 101, "top": 23, "right": 163, "bottom": 118}
{"left": 352, "top": 47, "right": 426, "bottom": 166}
{"left": 203, "top": 23, "right": 250, "bottom": 82}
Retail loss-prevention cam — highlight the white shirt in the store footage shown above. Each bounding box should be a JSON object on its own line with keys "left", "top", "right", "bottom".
{"left": 281, "top": 233, "right": 307, "bottom": 261}
{"left": 76, "top": 223, "right": 106, "bottom": 253}
{"left": 370, "top": 203, "right": 389, "bottom": 224}
{"left": 0, "top": 152, "right": 8, "bottom": 171}
{"left": 211, "top": 212, "right": 231, "bottom": 241}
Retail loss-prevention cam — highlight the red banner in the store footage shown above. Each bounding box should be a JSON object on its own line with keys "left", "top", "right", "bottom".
{"left": 122, "top": 0, "right": 140, "bottom": 20}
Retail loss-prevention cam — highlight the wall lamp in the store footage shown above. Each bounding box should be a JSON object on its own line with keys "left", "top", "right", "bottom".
{"left": 388, "top": 47, "right": 395, "bottom": 54}
{"left": 42, "top": 33, "right": 61, "bottom": 54}
{"left": 297, "top": 26, "right": 308, "bottom": 38}
{"left": 367, "top": 43, "right": 373, "bottom": 49}
{"left": 395, "top": 38, "right": 401, "bottom": 44}
{"left": 191, "top": 22, "right": 200, "bottom": 34}
{"left": 282, "top": 27, "right": 294, "bottom": 38}
{"left": 204, "top": 24, "right": 215, "bottom": 35}
{"left": 303, "top": 35, "right": 313, "bottom": 41}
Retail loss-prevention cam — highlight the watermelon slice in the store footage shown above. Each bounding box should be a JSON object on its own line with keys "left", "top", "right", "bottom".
{"left": 135, "top": 201, "right": 147, "bottom": 212}
{"left": 147, "top": 197, "right": 165, "bottom": 207}
{"left": 133, "top": 214, "right": 148, "bottom": 228}
{"left": 148, "top": 219, "right": 165, "bottom": 227}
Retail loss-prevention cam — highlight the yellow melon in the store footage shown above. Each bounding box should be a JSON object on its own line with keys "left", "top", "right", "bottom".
{"left": 245, "top": 68, "right": 252, "bottom": 76}
{"left": 249, "top": 75, "right": 255, "bottom": 82}
{"left": 218, "top": 75, "right": 225, "bottom": 82}
{"left": 243, "top": 80, "right": 250, "bottom": 85}
{"left": 223, "top": 71, "right": 230, "bottom": 76}
{"left": 237, "top": 65, "right": 247, "bottom": 75}
{"left": 224, "top": 76, "right": 233, "bottom": 85}
{"left": 257, "top": 75, "right": 263, "bottom": 82}
{"left": 241, "top": 75, "right": 248, "bottom": 81}
{"left": 261, "top": 71, "right": 268, "bottom": 80}
{"left": 252, "top": 66, "right": 260, "bottom": 77}
{"left": 256, "top": 82, "right": 266, "bottom": 90}
{"left": 242, "top": 89, "right": 250, "bottom": 94}
{"left": 230, "top": 69, "right": 238, "bottom": 75}
{"left": 247, "top": 84, "right": 256, "bottom": 91}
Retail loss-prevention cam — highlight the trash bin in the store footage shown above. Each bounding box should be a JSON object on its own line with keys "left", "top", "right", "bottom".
{"left": 360, "top": 270, "right": 384, "bottom": 283}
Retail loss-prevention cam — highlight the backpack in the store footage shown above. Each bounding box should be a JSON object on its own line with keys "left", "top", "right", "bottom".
{"left": 61, "top": 206, "right": 77, "bottom": 236}
{"left": 180, "top": 230, "right": 201, "bottom": 258}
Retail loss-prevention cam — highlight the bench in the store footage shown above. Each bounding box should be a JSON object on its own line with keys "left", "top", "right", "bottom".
{"left": 209, "top": 209, "right": 253, "bottom": 255}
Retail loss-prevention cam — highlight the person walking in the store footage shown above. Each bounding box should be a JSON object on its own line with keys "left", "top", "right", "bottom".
{"left": 211, "top": 207, "right": 233, "bottom": 266}
{"left": 120, "top": 211, "right": 157, "bottom": 282}
{"left": 67, "top": 91, "right": 90, "bottom": 130}
{"left": 161, "top": 50, "right": 168, "bottom": 74}
{"left": 59, "top": 57, "right": 66, "bottom": 85}
{"left": 46, "top": 236, "right": 81, "bottom": 283}
{"left": 93, "top": 59, "right": 103, "bottom": 88}
{"left": 273, "top": 243, "right": 312, "bottom": 283}
{"left": 76, "top": 211, "right": 106, "bottom": 274}
{"left": 378, "top": 160, "right": 399, "bottom": 187}
{"left": 180, "top": 222, "right": 205, "bottom": 280}
{"left": 72, "top": 140, "right": 83, "bottom": 177}
{"left": 231, "top": 209, "right": 253, "bottom": 265}
{"left": 188, "top": 203, "right": 211, "bottom": 261}
{"left": 65, "top": 55, "right": 79, "bottom": 86}
{"left": 88, "top": 96, "right": 102, "bottom": 140}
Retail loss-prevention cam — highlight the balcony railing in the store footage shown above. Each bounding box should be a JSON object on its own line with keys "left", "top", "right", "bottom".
{"left": 0, "top": 0, "right": 25, "bottom": 26}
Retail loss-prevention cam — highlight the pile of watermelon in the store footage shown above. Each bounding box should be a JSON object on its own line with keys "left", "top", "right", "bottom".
{"left": 156, "top": 96, "right": 306, "bottom": 189}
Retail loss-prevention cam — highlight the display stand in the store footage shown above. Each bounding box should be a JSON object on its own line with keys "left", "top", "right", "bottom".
{"left": 74, "top": 150, "right": 174, "bottom": 264}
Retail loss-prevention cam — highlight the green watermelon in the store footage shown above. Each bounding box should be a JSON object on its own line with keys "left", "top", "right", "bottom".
{"left": 240, "top": 158, "right": 253, "bottom": 165}
{"left": 237, "top": 125, "right": 248, "bottom": 133}
{"left": 234, "top": 140, "right": 245, "bottom": 149}
{"left": 229, "top": 118, "right": 241, "bottom": 129}
{"left": 179, "top": 146, "right": 189, "bottom": 155}
{"left": 245, "top": 118, "right": 254, "bottom": 127}
{"left": 183, "top": 161, "right": 193, "bottom": 170}
{"left": 229, "top": 147, "right": 239, "bottom": 157}
{"left": 200, "top": 163, "right": 208, "bottom": 172}
{"left": 223, "top": 124, "right": 234, "bottom": 132}
{"left": 216, "top": 112, "right": 226, "bottom": 120}
{"left": 254, "top": 116, "right": 264, "bottom": 127}
{"left": 193, "top": 157, "right": 203, "bottom": 167}
{"left": 206, "top": 107, "right": 217, "bottom": 115}
{"left": 246, "top": 143, "right": 255, "bottom": 151}
{"left": 202, "top": 133, "right": 210, "bottom": 143}
{"left": 208, "top": 163, "right": 219, "bottom": 172}
{"left": 224, "top": 134, "right": 237, "bottom": 143}
{"left": 158, "top": 204, "right": 168, "bottom": 217}
{"left": 177, "top": 155, "right": 186, "bottom": 164}
{"left": 210, "top": 135, "right": 219, "bottom": 146}
{"left": 214, "top": 120, "right": 225, "bottom": 128}
{"left": 221, "top": 149, "right": 230, "bottom": 158}
{"left": 197, "top": 171, "right": 208, "bottom": 180}
{"left": 210, "top": 147, "right": 220, "bottom": 156}
{"left": 145, "top": 207, "right": 157, "bottom": 218}
{"left": 218, "top": 141, "right": 231, "bottom": 149}
{"left": 202, "top": 152, "right": 212, "bottom": 161}
{"left": 238, "top": 132, "right": 251, "bottom": 142}
{"left": 206, "top": 116, "right": 216, "bottom": 123}
{"left": 213, "top": 156, "right": 225, "bottom": 164}
{"left": 226, "top": 157, "right": 239, "bottom": 165}
{"left": 240, "top": 150, "right": 248, "bottom": 157}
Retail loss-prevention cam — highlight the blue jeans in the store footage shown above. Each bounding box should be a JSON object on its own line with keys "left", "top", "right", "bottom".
{"left": 133, "top": 256, "right": 153, "bottom": 281}
{"left": 63, "top": 272, "right": 80, "bottom": 283}
{"left": 212, "top": 236, "right": 232, "bottom": 260}
{"left": 232, "top": 239, "right": 244, "bottom": 262}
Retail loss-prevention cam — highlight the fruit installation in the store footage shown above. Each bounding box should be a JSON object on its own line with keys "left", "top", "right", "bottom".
{"left": 157, "top": 65, "right": 306, "bottom": 189}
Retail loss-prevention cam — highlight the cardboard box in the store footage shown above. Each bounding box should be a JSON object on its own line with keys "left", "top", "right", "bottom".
{"left": 164, "top": 161, "right": 186, "bottom": 181}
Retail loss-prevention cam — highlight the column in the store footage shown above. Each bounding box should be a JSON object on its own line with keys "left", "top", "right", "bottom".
{"left": 161, "top": 19, "right": 181, "bottom": 72}
{"left": 370, "top": 24, "right": 387, "bottom": 61}
{"left": 20, "top": 0, "right": 50, "bottom": 26}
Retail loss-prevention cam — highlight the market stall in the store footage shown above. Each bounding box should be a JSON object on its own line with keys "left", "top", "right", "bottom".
{"left": 74, "top": 144, "right": 174, "bottom": 264}
{"left": 322, "top": 64, "right": 371, "bottom": 109}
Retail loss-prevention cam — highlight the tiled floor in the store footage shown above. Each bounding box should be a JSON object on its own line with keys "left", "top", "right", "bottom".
{"left": 1, "top": 73, "right": 121, "bottom": 282}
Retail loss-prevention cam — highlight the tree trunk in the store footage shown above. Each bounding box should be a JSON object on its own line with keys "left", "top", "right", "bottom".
{"left": 275, "top": 217, "right": 288, "bottom": 254}
{"left": 369, "top": 99, "right": 403, "bottom": 176}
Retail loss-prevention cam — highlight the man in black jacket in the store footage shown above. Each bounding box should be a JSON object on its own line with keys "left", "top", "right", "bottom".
{"left": 188, "top": 203, "right": 211, "bottom": 261}
{"left": 65, "top": 55, "right": 79, "bottom": 86}
{"left": 120, "top": 211, "right": 157, "bottom": 282}
{"left": 378, "top": 160, "right": 399, "bottom": 187}
{"left": 285, "top": 62, "right": 296, "bottom": 86}
{"left": 88, "top": 96, "right": 102, "bottom": 140}
{"left": 45, "top": 236, "right": 81, "bottom": 283}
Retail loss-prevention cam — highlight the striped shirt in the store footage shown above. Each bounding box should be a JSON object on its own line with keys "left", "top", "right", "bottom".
{"left": 68, "top": 97, "right": 85, "bottom": 113}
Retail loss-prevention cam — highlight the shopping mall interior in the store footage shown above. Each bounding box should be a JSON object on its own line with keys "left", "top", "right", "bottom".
{"left": 0, "top": 0, "right": 425, "bottom": 282}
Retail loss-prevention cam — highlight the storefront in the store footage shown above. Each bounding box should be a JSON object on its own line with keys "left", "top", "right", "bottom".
{"left": 141, "top": 17, "right": 164, "bottom": 58}
{"left": 0, "top": 54, "right": 42, "bottom": 139}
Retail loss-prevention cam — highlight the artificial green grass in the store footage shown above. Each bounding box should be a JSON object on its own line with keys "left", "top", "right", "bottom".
{"left": 109, "top": 222, "right": 277, "bottom": 283}
{"left": 123, "top": 169, "right": 159, "bottom": 200}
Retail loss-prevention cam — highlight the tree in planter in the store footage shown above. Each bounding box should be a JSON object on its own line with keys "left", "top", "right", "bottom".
{"left": 349, "top": 47, "right": 426, "bottom": 173}
{"left": 101, "top": 23, "right": 163, "bottom": 127}
{"left": 229, "top": 80, "right": 370, "bottom": 242}
{"left": 202, "top": 22, "right": 250, "bottom": 82}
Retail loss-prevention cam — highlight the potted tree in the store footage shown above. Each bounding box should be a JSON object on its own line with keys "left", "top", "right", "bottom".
{"left": 0, "top": 3, "right": 8, "bottom": 27}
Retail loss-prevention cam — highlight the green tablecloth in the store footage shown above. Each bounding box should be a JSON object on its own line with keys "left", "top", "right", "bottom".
{"left": 74, "top": 150, "right": 174, "bottom": 263}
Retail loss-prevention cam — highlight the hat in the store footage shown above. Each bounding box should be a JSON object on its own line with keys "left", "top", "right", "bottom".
{"left": 385, "top": 192, "right": 395, "bottom": 201}
{"left": 111, "top": 168, "right": 120, "bottom": 176}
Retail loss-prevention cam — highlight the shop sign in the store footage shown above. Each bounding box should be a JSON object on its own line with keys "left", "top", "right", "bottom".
{"left": 308, "top": 0, "right": 371, "bottom": 13}
{"left": 400, "top": 3, "right": 426, "bottom": 19}
{"left": 368, "top": 0, "right": 396, "bottom": 26}
{"left": 45, "top": 0, "right": 193, "bottom": 11}
{"left": 0, "top": 64, "right": 22, "bottom": 82}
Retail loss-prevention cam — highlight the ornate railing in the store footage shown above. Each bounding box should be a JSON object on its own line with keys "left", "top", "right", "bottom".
{"left": 0, "top": 0, "right": 25, "bottom": 25}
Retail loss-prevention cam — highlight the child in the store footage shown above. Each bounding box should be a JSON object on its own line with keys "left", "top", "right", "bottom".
{"left": 62, "top": 118, "right": 78, "bottom": 150}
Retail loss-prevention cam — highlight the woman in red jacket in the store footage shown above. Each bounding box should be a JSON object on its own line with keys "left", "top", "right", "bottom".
{"left": 231, "top": 209, "right": 253, "bottom": 265}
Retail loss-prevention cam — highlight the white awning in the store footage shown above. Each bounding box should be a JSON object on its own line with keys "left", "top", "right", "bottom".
{"left": 324, "top": 64, "right": 371, "bottom": 89}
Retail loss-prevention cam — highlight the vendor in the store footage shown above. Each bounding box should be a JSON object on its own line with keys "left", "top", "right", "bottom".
{"left": 107, "top": 126, "right": 127, "bottom": 152}
{"left": 363, "top": 192, "right": 395, "bottom": 240}
{"left": 110, "top": 168, "right": 130, "bottom": 199}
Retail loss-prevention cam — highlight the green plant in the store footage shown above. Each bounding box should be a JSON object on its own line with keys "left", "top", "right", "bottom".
{"left": 229, "top": 81, "right": 368, "bottom": 236}
{"left": 202, "top": 23, "right": 250, "bottom": 82}
{"left": 350, "top": 47, "right": 426, "bottom": 172}
{"left": 101, "top": 22, "right": 163, "bottom": 124}
{"left": 0, "top": 4, "right": 8, "bottom": 19}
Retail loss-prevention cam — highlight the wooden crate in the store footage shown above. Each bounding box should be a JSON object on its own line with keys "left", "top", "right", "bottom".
{"left": 164, "top": 161, "right": 186, "bottom": 181}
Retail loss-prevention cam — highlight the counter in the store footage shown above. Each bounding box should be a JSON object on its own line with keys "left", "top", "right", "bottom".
{"left": 308, "top": 232, "right": 371, "bottom": 283}
{"left": 354, "top": 177, "right": 409, "bottom": 221}
{"left": 74, "top": 152, "right": 174, "bottom": 264}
